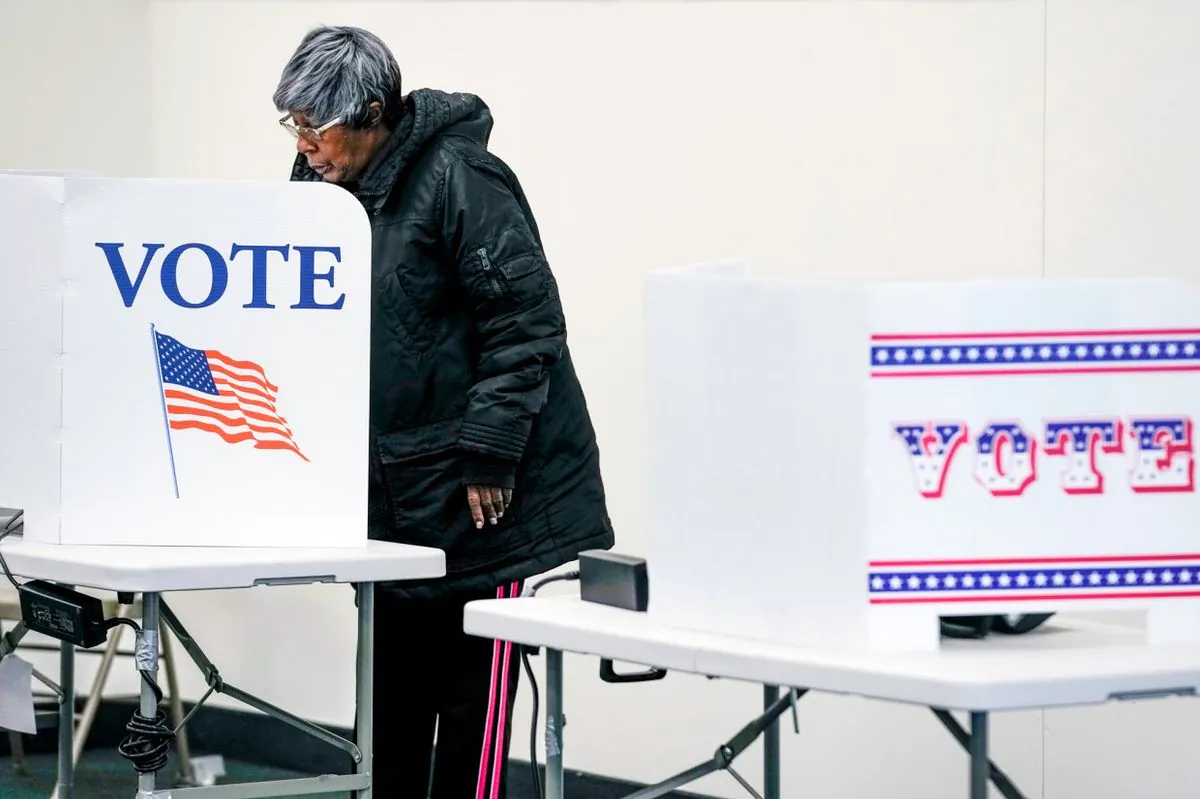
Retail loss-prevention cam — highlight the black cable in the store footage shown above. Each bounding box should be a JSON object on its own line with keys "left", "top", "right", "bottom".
{"left": 118, "top": 680, "right": 174, "bottom": 774}
{"left": 0, "top": 510, "right": 25, "bottom": 590}
{"left": 101, "top": 615, "right": 175, "bottom": 774}
{"left": 3, "top": 509, "right": 23, "bottom": 534}
{"left": 520, "top": 646, "right": 542, "bottom": 799}
{"left": 105, "top": 617, "right": 143, "bottom": 634}
{"left": 0, "top": 534, "right": 21, "bottom": 591}
{"left": 523, "top": 572, "right": 580, "bottom": 598}
{"left": 522, "top": 569, "right": 580, "bottom": 799}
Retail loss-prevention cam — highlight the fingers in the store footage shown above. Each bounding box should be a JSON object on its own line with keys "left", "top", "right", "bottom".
{"left": 467, "top": 485, "right": 515, "bottom": 528}
{"left": 473, "top": 486, "right": 497, "bottom": 527}
{"left": 479, "top": 487, "right": 498, "bottom": 526}
{"left": 466, "top": 485, "right": 485, "bottom": 529}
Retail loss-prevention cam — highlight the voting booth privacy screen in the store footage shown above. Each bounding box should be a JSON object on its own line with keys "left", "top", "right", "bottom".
{"left": 645, "top": 261, "right": 1200, "bottom": 651}
{"left": 0, "top": 174, "right": 372, "bottom": 548}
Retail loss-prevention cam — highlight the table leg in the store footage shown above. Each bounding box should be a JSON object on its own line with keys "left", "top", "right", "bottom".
{"left": 545, "top": 648, "right": 565, "bottom": 799}
{"left": 969, "top": 711, "right": 988, "bottom": 799}
{"left": 138, "top": 591, "right": 161, "bottom": 798}
{"left": 356, "top": 583, "right": 375, "bottom": 799}
{"left": 159, "top": 621, "right": 194, "bottom": 785}
{"left": 763, "top": 685, "right": 780, "bottom": 799}
{"left": 56, "top": 595, "right": 75, "bottom": 799}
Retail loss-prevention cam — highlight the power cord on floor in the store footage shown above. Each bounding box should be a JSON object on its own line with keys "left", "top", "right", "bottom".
{"left": 521, "top": 570, "right": 580, "bottom": 799}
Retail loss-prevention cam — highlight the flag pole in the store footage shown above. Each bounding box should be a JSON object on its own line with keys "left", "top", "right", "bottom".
{"left": 151, "top": 323, "right": 180, "bottom": 499}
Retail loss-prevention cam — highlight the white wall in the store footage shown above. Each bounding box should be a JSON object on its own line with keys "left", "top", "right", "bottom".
{"left": 6, "top": 1, "right": 1200, "bottom": 797}
{"left": 0, "top": 0, "right": 152, "bottom": 177}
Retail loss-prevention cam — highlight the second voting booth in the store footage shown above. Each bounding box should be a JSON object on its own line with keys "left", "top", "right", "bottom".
{"left": 644, "top": 260, "right": 1200, "bottom": 651}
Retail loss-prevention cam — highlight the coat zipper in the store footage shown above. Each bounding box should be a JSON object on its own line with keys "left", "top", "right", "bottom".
{"left": 477, "top": 247, "right": 502, "bottom": 296}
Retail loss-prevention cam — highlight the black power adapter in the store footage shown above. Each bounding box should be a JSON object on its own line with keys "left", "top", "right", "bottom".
{"left": 579, "top": 550, "right": 649, "bottom": 612}
{"left": 18, "top": 580, "right": 111, "bottom": 649}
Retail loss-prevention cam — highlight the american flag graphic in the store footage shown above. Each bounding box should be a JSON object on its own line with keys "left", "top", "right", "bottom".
{"left": 869, "top": 327, "right": 1200, "bottom": 379}
{"left": 154, "top": 330, "right": 307, "bottom": 462}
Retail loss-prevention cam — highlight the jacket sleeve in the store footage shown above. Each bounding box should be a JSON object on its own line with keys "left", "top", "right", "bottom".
{"left": 441, "top": 157, "right": 566, "bottom": 488}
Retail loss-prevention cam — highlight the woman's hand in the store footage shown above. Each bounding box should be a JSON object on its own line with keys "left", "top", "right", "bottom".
{"left": 466, "top": 485, "right": 513, "bottom": 528}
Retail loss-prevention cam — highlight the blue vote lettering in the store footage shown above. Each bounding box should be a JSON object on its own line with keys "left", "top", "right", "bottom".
{"left": 95, "top": 242, "right": 346, "bottom": 310}
{"left": 229, "top": 243, "right": 288, "bottom": 309}
{"left": 161, "top": 243, "right": 226, "bottom": 308}
{"left": 291, "top": 245, "right": 345, "bottom": 311}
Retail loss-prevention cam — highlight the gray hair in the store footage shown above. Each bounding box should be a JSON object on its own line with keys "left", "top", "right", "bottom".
{"left": 272, "top": 26, "right": 403, "bottom": 129}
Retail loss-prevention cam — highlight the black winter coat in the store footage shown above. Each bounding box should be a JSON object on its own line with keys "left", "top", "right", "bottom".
{"left": 290, "top": 89, "right": 614, "bottom": 599}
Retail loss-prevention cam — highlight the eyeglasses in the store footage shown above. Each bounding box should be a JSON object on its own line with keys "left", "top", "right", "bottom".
{"left": 279, "top": 114, "right": 342, "bottom": 142}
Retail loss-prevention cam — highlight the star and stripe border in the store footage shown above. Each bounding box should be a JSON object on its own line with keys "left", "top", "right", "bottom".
{"left": 869, "top": 327, "right": 1200, "bottom": 379}
{"left": 868, "top": 554, "right": 1200, "bottom": 604}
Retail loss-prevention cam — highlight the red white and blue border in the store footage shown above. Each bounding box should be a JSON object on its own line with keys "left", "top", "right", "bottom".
{"left": 869, "top": 327, "right": 1200, "bottom": 379}
{"left": 868, "top": 554, "right": 1200, "bottom": 604}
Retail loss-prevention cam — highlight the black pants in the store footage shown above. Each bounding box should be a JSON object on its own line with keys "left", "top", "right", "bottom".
{"left": 370, "top": 580, "right": 525, "bottom": 799}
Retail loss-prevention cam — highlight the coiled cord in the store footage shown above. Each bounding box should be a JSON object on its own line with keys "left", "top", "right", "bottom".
{"left": 113, "top": 618, "right": 175, "bottom": 774}
{"left": 117, "top": 698, "right": 174, "bottom": 774}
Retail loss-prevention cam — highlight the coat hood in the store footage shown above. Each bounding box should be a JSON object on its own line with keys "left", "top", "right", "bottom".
{"left": 289, "top": 89, "right": 493, "bottom": 214}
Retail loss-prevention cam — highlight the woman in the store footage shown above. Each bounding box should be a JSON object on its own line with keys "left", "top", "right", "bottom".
{"left": 272, "top": 25, "right": 614, "bottom": 798}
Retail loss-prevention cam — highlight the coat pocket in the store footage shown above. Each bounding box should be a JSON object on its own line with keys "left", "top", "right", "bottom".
{"left": 376, "top": 417, "right": 462, "bottom": 465}
{"left": 374, "top": 416, "right": 530, "bottom": 566}
{"left": 376, "top": 418, "right": 464, "bottom": 547}
{"left": 471, "top": 242, "right": 555, "bottom": 308}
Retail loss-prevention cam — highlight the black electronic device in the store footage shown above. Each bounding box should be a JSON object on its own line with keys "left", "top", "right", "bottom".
{"left": 18, "top": 580, "right": 110, "bottom": 649}
{"left": 940, "top": 612, "right": 1055, "bottom": 639}
{"left": 579, "top": 550, "right": 649, "bottom": 612}
{"left": 599, "top": 658, "right": 667, "bottom": 684}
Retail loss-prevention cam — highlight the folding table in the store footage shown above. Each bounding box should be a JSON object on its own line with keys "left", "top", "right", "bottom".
{"left": 0, "top": 534, "right": 445, "bottom": 799}
{"left": 464, "top": 594, "right": 1200, "bottom": 799}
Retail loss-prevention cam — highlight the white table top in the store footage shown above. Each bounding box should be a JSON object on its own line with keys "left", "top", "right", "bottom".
{"left": 463, "top": 595, "right": 1200, "bottom": 712}
{"left": 0, "top": 535, "right": 445, "bottom": 592}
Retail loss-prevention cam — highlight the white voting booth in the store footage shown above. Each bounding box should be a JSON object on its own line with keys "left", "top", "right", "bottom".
{"left": 0, "top": 173, "right": 372, "bottom": 548}
{"left": 645, "top": 260, "right": 1200, "bottom": 652}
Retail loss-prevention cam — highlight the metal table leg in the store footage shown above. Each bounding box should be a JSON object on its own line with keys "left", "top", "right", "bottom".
{"left": 969, "top": 711, "right": 987, "bottom": 799}
{"left": 138, "top": 591, "right": 162, "bottom": 798}
{"left": 545, "top": 649, "right": 565, "bottom": 799}
{"left": 931, "top": 708, "right": 1026, "bottom": 799}
{"left": 57, "top": 605, "right": 75, "bottom": 799}
{"left": 356, "top": 582, "right": 374, "bottom": 799}
{"left": 160, "top": 621, "right": 194, "bottom": 785}
{"left": 762, "top": 685, "right": 780, "bottom": 799}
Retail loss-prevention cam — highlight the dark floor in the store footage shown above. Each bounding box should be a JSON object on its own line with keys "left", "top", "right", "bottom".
{"left": 0, "top": 748, "right": 703, "bottom": 799}
{"left": 1, "top": 749, "right": 315, "bottom": 799}
{"left": 0, "top": 749, "right": 694, "bottom": 799}
{"left": 0, "top": 697, "right": 706, "bottom": 799}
